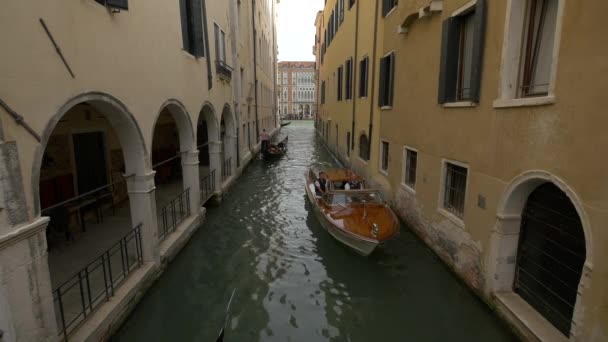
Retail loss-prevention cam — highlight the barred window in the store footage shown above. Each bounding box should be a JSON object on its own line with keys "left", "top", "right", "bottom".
{"left": 443, "top": 162, "right": 468, "bottom": 218}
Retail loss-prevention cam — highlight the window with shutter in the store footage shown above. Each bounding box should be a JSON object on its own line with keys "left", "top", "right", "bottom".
{"left": 437, "top": 0, "right": 486, "bottom": 104}
{"left": 179, "top": 0, "right": 205, "bottom": 57}
{"left": 359, "top": 57, "right": 369, "bottom": 97}
{"left": 345, "top": 58, "right": 353, "bottom": 100}
{"left": 337, "top": 66, "right": 344, "bottom": 101}
{"left": 379, "top": 53, "right": 394, "bottom": 107}
{"left": 382, "top": 0, "right": 398, "bottom": 17}
{"left": 340, "top": 0, "right": 345, "bottom": 24}
{"left": 95, "top": 0, "right": 129, "bottom": 10}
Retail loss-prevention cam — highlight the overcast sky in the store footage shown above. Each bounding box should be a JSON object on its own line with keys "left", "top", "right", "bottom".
{"left": 277, "top": 0, "right": 324, "bottom": 62}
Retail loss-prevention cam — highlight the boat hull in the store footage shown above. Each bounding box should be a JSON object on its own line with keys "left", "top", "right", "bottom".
{"left": 305, "top": 184, "right": 378, "bottom": 256}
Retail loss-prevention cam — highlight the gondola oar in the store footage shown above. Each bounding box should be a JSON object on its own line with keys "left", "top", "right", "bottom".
{"left": 215, "top": 289, "right": 237, "bottom": 342}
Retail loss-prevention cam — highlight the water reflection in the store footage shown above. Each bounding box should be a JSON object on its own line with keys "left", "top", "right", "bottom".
{"left": 112, "top": 121, "right": 516, "bottom": 342}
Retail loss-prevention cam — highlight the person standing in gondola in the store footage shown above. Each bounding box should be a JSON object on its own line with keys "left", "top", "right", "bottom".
{"left": 260, "top": 129, "right": 270, "bottom": 153}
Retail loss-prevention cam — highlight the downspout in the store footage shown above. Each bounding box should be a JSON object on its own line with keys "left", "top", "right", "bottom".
{"left": 202, "top": 0, "right": 213, "bottom": 89}
{"left": 251, "top": 0, "right": 260, "bottom": 142}
{"left": 367, "top": 0, "right": 380, "bottom": 157}
{"left": 272, "top": 0, "right": 278, "bottom": 128}
{"left": 350, "top": 0, "right": 361, "bottom": 151}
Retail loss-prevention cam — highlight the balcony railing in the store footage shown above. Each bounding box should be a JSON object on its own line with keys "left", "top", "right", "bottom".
{"left": 158, "top": 188, "right": 191, "bottom": 241}
{"left": 53, "top": 224, "right": 143, "bottom": 341}
{"left": 222, "top": 158, "right": 232, "bottom": 182}
{"left": 200, "top": 169, "right": 216, "bottom": 204}
{"left": 216, "top": 60, "right": 233, "bottom": 81}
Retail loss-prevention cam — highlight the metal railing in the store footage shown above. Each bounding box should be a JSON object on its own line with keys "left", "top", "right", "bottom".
{"left": 216, "top": 60, "right": 233, "bottom": 81}
{"left": 222, "top": 158, "right": 232, "bottom": 182}
{"left": 158, "top": 188, "right": 191, "bottom": 241}
{"left": 200, "top": 169, "right": 216, "bottom": 204}
{"left": 53, "top": 224, "right": 143, "bottom": 341}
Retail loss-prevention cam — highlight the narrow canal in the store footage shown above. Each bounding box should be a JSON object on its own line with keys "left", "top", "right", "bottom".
{"left": 112, "top": 121, "right": 517, "bottom": 341}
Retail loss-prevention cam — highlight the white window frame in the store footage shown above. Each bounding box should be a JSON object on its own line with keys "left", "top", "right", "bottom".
{"left": 401, "top": 146, "right": 418, "bottom": 193}
{"left": 494, "top": 0, "right": 565, "bottom": 108}
{"left": 437, "top": 158, "right": 469, "bottom": 227}
{"left": 379, "top": 139, "right": 390, "bottom": 175}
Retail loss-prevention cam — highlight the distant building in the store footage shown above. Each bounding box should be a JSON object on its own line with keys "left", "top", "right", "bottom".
{"left": 277, "top": 61, "right": 317, "bottom": 120}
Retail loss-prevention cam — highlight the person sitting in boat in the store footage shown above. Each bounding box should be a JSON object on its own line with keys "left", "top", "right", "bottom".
{"left": 315, "top": 172, "right": 328, "bottom": 196}
{"left": 345, "top": 174, "right": 361, "bottom": 190}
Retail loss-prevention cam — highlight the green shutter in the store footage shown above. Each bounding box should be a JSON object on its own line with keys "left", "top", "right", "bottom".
{"left": 190, "top": 0, "right": 205, "bottom": 57}
{"left": 470, "top": 0, "right": 487, "bottom": 103}
{"left": 438, "top": 17, "right": 460, "bottom": 104}
{"left": 179, "top": 0, "right": 190, "bottom": 51}
{"left": 388, "top": 53, "right": 395, "bottom": 106}
{"left": 378, "top": 57, "right": 387, "bottom": 107}
{"left": 106, "top": 0, "right": 128, "bottom": 10}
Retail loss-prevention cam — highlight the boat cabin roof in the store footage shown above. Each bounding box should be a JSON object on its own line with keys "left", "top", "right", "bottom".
{"left": 320, "top": 169, "right": 364, "bottom": 182}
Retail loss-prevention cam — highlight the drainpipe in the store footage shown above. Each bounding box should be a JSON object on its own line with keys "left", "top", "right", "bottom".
{"left": 351, "top": 0, "right": 361, "bottom": 151}
{"left": 251, "top": 0, "right": 260, "bottom": 143}
{"left": 272, "top": 0, "right": 278, "bottom": 128}
{"left": 367, "top": 0, "right": 380, "bottom": 157}
{"left": 202, "top": 0, "right": 213, "bottom": 90}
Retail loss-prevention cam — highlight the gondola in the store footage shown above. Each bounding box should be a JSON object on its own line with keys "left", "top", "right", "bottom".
{"left": 304, "top": 169, "right": 399, "bottom": 256}
{"left": 280, "top": 121, "right": 292, "bottom": 127}
{"left": 262, "top": 136, "right": 288, "bottom": 159}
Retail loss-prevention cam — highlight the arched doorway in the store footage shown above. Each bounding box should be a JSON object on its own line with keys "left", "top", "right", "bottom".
{"left": 298, "top": 104, "right": 304, "bottom": 119}
{"left": 491, "top": 172, "right": 592, "bottom": 338}
{"left": 197, "top": 103, "right": 220, "bottom": 203}
{"left": 34, "top": 93, "right": 149, "bottom": 337}
{"left": 220, "top": 104, "right": 236, "bottom": 183}
{"left": 152, "top": 100, "right": 196, "bottom": 239}
{"left": 305, "top": 104, "right": 311, "bottom": 118}
{"left": 514, "top": 183, "right": 586, "bottom": 336}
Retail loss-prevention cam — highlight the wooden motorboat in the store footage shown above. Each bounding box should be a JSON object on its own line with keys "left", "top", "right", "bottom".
{"left": 263, "top": 136, "right": 288, "bottom": 159}
{"left": 304, "top": 169, "right": 399, "bottom": 256}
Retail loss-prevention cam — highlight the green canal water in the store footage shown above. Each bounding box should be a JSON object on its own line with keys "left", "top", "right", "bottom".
{"left": 112, "top": 121, "right": 517, "bottom": 342}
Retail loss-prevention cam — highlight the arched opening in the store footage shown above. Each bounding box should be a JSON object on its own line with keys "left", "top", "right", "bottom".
{"left": 514, "top": 183, "right": 586, "bottom": 336}
{"left": 298, "top": 104, "right": 304, "bottom": 119}
{"left": 491, "top": 172, "right": 592, "bottom": 338}
{"left": 35, "top": 94, "right": 148, "bottom": 336}
{"left": 197, "top": 103, "right": 219, "bottom": 203}
{"left": 220, "top": 104, "right": 236, "bottom": 183}
{"left": 152, "top": 101, "right": 195, "bottom": 240}
{"left": 359, "top": 133, "right": 370, "bottom": 160}
{"left": 305, "top": 104, "right": 311, "bottom": 118}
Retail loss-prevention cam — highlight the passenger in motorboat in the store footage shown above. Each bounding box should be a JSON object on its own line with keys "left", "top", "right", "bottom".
{"left": 315, "top": 172, "right": 328, "bottom": 196}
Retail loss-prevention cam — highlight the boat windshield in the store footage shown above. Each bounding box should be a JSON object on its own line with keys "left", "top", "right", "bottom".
{"left": 323, "top": 191, "right": 383, "bottom": 206}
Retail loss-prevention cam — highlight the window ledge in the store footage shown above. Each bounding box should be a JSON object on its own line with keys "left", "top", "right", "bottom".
{"left": 380, "top": 106, "right": 393, "bottom": 111}
{"left": 181, "top": 50, "right": 198, "bottom": 60}
{"left": 379, "top": 169, "right": 389, "bottom": 176}
{"left": 443, "top": 101, "right": 477, "bottom": 108}
{"left": 437, "top": 208, "right": 465, "bottom": 228}
{"left": 357, "top": 157, "right": 369, "bottom": 165}
{"left": 401, "top": 183, "right": 416, "bottom": 194}
{"left": 494, "top": 292, "right": 568, "bottom": 342}
{"left": 493, "top": 96, "right": 555, "bottom": 109}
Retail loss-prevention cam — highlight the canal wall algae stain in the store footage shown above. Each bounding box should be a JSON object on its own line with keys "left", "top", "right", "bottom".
{"left": 112, "top": 122, "right": 517, "bottom": 342}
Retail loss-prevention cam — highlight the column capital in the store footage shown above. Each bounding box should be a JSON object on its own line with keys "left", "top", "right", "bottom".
{"left": 125, "top": 171, "right": 157, "bottom": 194}
{"left": 181, "top": 150, "right": 200, "bottom": 166}
{"left": 0, "top": 217, "right": 49, "bottom": 252}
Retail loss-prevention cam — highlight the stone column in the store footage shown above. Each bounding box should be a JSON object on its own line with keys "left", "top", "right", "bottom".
{"left": 125, "top": 172, "right": 160, "bottom": 264}
{"left": 208, "top": 141, "right": 223, "bottom": 193}
{"left": 0, "top": 217, "right": 58, "bottom": 342}
{"left": 224, "top": 134, "right": 237, "bottom": 175}
{"left": 181, "top": 150, "right": 201, "bottom": 215}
